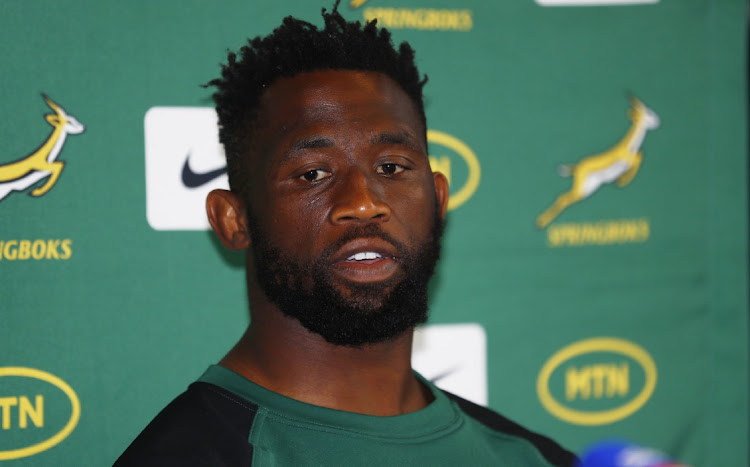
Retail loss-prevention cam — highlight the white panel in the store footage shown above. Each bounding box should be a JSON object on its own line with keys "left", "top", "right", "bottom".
{"left": 412, "top": 323, "right": 488, "bottom": 406}
{"left": 144, "top": 107, "right": 228, "bottom": 231}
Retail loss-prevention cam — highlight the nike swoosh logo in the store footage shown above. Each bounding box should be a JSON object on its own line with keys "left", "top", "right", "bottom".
{"left": 429, "top": 366, "right": 460, "bottom": 384}
{"left": 181, "top": 152, "right": 227, "bottom": 188}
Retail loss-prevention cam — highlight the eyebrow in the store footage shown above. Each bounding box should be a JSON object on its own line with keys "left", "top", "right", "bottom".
{"left": 370, "top": 131, "right": 423, "bottom": 152}
{"left": 290, "top": 132, "right": 419, "bottom": 150}
{"left": 277, "top": 131, "right": 423, "bottom": 167}
{"left": 291, "top": 136, "right": 334, "bottom": 152}
{"left": 271, "top": 136, "right": 335, "bottom": 168}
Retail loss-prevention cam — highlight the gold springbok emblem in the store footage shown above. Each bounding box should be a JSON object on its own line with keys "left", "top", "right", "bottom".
{"left": 0, "top": 95, "right": 85, "bottom": 202}
{"left": 536, "top": 97, "right": 659, "bottom": 229}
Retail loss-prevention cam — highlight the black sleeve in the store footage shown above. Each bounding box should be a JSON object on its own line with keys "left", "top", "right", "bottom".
{"left": 442, "top": 390, "right": 578, "bottom": 467}
{"left": 114, "top": 382, "right": 259, "bottom": 467}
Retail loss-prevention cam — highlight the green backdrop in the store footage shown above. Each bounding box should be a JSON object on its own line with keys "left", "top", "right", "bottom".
{"left": 1, "top": 0, "right": 747, "bottom": 465}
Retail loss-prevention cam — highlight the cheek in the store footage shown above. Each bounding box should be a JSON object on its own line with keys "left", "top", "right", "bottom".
{"left": 267, "top": 193, "right": 330, "bottom": 249}
{"left": 388, "top": 183, "right": 437, "bottom": 237}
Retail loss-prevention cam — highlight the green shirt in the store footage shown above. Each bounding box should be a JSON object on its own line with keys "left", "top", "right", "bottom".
{"left": 117, "top": 365, "right": 575, "bottom": 466}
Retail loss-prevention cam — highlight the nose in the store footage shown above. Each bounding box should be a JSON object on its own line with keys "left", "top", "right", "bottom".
{"left": 329, "top": 169, "right": 391, "bottom": 225}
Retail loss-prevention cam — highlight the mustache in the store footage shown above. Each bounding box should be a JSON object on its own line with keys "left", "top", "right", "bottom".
{"left": 321, "top": 223, "right": 408, "bottom": 261}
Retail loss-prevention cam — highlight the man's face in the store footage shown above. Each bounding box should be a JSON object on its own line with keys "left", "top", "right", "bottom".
{"left": 243, "top": 70, "right": 447, "bottom": 346}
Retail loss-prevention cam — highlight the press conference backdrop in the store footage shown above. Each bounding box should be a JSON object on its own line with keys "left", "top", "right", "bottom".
{"left": 1, "top": 0, "right": 747, "bottom": 465}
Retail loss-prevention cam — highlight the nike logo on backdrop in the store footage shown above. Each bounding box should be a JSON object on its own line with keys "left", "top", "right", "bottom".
{"left": 181, "top": 152, "right": 227, "bottom": 188}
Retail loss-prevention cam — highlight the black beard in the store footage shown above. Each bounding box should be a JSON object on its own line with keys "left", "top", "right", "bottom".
{"left": 249, "top": 207, "right": 444, "bottom": 347}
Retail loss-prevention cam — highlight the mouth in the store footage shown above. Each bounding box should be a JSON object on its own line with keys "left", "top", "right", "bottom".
{"left": 331, "top": 239, "right": 400, "bottom": 284}
{"left": 345, "top": 251, "right": 395, "bottom": 263}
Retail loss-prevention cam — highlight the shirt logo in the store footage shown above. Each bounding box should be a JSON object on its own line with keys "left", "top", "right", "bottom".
{"left": 0, "top": 95, "right": 85, "bottom": 203}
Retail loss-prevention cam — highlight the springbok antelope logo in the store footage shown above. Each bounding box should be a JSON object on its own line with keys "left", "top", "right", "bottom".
{"left": 0, "top": 95, "right": 85, "bottom": 203}
{"left": 536, "top": 96, "right": 659, "bottom": 229}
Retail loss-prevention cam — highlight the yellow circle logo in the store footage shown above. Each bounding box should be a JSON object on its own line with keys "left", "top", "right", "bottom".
{"left": 0, "top": 367, "right": 81, "bottom": 460}
{"left": 427, "top": 130, "right": 480, "bottom": 211}
{"left": 536, "top": 337, "right": 657, "bottom": 426}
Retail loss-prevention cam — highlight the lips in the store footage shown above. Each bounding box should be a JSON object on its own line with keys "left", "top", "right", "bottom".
{"left": 330, "top": 238, "right": 400, "bottom": 284}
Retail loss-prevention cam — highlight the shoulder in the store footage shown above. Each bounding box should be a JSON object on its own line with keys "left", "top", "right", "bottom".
{"left": 115, "top": 382, "right": 258, "bottom": 466}
{"left": 442, "top": 389, "right": 577, "bottom": 467}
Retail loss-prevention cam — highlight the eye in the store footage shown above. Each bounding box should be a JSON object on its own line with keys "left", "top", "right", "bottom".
{"left": 300, "top": 169, "right": 331, "bottom": 182}
{"left": 376, "top": 163, "right": 405, "bottom": 175}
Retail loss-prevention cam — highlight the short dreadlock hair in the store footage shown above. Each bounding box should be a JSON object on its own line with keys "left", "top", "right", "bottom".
{"left": 206, "top": 0, "right": 427, "bottom": 201}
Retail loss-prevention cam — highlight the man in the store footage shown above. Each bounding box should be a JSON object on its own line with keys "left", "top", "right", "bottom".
{"left": 118, "top": 3, "right": 576, "bottom": 465}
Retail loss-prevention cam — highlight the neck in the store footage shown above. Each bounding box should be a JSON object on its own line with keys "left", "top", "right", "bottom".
{"left": 220, "top": 285, "right": 431, "bottom": 416}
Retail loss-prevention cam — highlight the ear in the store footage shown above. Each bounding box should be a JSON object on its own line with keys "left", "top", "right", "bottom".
{"left": 206, "top": 189, "right": 250, "bottom": 250}
{"left": 433, "top": 171, "right": 450, "bottom": 219}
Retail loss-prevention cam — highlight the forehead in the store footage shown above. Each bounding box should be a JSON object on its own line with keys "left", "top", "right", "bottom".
{"left": 251, "top": 70, "right": 425, "bottom": 162}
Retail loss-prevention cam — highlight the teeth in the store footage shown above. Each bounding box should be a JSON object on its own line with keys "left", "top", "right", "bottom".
{"left": 347, "top": 252, "right": 383, "bottom": 261}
